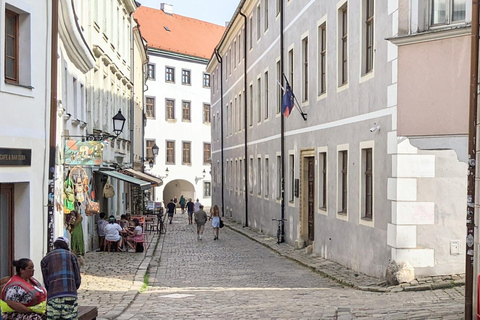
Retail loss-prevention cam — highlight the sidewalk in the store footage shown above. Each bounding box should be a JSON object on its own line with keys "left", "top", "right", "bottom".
{"left": 224, "top": 217, "right": 465, "bottom": 293}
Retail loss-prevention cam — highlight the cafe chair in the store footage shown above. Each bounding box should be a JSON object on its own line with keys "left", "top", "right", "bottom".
{"left": 105, "top": 239, "right": 117, "bottom": 252}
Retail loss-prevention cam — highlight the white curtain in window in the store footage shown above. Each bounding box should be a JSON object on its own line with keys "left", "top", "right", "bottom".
{"left": 432, "top": 0, "right": 447, "bottom": 24}
{"left": 452, "top": 0, "right": 466, "bottom": 21}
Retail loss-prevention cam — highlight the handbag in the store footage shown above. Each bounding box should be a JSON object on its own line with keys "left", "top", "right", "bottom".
{"left": 103, "top": 177, "right": 115, "bottom": 198}
{"left": 219, "top": 218, "right": 224, "bottom": 228}
{"left": 85, "top": 197, "right": 100, "bottom": 215}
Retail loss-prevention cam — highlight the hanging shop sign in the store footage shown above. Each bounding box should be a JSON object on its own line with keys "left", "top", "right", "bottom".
{"left": 0, "top": 148, "right": 31, "bottom": 166}
{"left": 65, "top": 140, "right": 103, "bottom": 166}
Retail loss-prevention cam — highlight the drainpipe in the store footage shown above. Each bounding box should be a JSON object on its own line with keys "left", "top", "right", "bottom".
{"left": 239, "top": 11, "right": 248, "bottom": 227}
{"left": 279, "top": 0, "right": 285, "bottom": 242}
{"left": 465, "top": 0, "right": 479, "bottom": 318}
{"left": 214, "top": 49, "right": 225, "bottom": 217}
{"left": 47, "top": 0, "right": 59, "bottom": 252}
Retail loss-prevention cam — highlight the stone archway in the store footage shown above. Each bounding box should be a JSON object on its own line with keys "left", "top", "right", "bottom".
{"left": 162, "top": 179, "right": 195, "bottom": 204}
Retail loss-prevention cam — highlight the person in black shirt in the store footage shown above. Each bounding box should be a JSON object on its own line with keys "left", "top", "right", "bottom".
{"left": 167, "top": 199, "right": 176, "bottom": 224}
{"left": 186, "top": 198, "right": 195, "bottom": 225}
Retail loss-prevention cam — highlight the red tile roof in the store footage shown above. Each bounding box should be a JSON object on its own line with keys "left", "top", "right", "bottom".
{"left": 134, "top": 6, "right": 225, "bottom": 60}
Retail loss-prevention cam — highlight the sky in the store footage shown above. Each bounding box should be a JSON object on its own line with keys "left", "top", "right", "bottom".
{"left": 137, "top": 0, "right": 239, "bottom": 26}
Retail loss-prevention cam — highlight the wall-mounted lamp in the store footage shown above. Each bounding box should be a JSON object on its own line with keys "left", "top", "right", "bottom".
{"left": 369, "top": 123, "right": 380, "bottom": 133}
{"left": 195, "top": 169, "right": 206, "bottom": 184}
{"left": 65, "top": 110, "right": 126, "bottom": 141}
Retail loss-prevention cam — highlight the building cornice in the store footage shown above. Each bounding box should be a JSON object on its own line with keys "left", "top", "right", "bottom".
{"left": 147, "top": 47, "right": 208, "bottom": 64}
{"left": 58, "top": 0, "right": 95, "bottom": 73}
{"left": 387, "top": 25, "right": 471, "bottom": 46}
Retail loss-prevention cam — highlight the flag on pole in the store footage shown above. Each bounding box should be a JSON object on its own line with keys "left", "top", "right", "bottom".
{"left": 282, "top": 84, "right": 294, "bottom": 118}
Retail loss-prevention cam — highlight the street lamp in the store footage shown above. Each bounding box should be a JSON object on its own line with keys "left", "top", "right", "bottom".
{"left": 112, "top": 109, "right": 126, "bottom": 136}
{"left": 195, "top": 169, "right": 206, "bottom": 184}
{"left": 149, "top": 160, "right": 154, "bottom": 169}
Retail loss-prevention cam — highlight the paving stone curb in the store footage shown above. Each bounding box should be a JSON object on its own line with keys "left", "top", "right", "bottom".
{"left": 223, "top": 218, "right": 465, "bottom": 293}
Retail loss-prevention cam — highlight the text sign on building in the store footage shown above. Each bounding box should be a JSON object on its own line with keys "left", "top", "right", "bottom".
{"left": 0, "top": 148, "right": 32, "bottom": 166}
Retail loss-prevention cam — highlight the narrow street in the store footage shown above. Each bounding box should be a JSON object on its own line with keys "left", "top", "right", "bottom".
{"left": 79, "top": 213, "right": 464, "bottom": 319}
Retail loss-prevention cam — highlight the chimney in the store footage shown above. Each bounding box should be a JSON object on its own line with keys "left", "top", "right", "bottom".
{"left": 160, "top": 3, "right": 173, "bottom": 15}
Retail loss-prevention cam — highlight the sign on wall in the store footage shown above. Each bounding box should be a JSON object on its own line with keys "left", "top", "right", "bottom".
{"left": 0, "top": 148, "right": 32, "bottom": 166}
{"left": 64, "top": 140, "right": 103, "bottom": 166}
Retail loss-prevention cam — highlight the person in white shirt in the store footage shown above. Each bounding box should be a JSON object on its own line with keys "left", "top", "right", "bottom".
{"left": 194, "top": 199, "right": 202, "bottom": 213}
{"left": 104, "top": 216, "right": 124, "bottom": 251}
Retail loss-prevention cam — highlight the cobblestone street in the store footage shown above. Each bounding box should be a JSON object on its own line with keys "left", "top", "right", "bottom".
{"left": 79, "top": 213, "right": 465, "bottom": 319}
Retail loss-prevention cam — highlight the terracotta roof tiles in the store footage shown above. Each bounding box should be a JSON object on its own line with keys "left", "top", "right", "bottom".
{"left": 134, "top": 6, "right": 225, "bottom": 60}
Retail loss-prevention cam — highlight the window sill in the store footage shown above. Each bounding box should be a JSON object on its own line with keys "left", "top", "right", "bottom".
{"left": 1, "top": 81, "right": 34, "bottom": 97}
{"left": 337, "top": 211, "right": 347, "bottom": 215}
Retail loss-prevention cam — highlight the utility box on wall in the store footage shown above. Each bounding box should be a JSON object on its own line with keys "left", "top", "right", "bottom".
{"left": 450, "top": 240, "right": 460, "bottom": 255}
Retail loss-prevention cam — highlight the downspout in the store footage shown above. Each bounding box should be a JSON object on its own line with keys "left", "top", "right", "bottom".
{"left": 129, "top": 13, "right": 135, "bottom": 213}
{"left": 239, "top": 10, "right": 248, "bottom": 227}
{"left": 465, "top": 0, "right": 479, "bottom": 318}
{"left": 280, "top": 0, "right": 285, "bottom": 242}
{"left": 47, "top": 0, "right": 59, "bottom": 252}
{"left": 214, "top": 49, "right": 225, "bottom": 217}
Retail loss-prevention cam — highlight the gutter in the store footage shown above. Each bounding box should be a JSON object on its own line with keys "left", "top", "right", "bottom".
{"left": 214, "top": 49, "right": 225, "bottom": 217}
{"left": 239, "top": 10, "right": 248, "bottom": 227}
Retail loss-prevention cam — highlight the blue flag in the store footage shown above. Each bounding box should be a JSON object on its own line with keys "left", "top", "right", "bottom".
{"left": 282, "top": 84, "right": 294, "bottom": 118}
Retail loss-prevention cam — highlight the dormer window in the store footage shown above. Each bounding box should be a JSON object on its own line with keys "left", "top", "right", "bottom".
{"left": 164, "top": 26, "right": 170, "bottom": 31}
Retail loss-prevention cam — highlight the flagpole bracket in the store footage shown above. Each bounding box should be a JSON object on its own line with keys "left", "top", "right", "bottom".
{"left": 300, "top": 112, "right": 307, "bottom": 121}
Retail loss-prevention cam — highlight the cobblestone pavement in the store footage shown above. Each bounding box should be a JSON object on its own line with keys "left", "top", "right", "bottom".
{"left": 76, "top": 213, "right": 463, "bottom": 320}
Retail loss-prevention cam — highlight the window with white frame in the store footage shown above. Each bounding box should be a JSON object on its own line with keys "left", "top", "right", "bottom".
{"left": 146, "top": 97, "right": 155, "bottom": 118}
{"left": 182, "top": 141, "right": 191, "bottom": 165}
{"left": 431, "top": 0, "right": 466, "bottom": 26}
{"left": 249, "top": 16, "right": 253, "bottom": 49}
{"left": 166, "top": 99, "right": 175, "bottom": 120}
{"left": 364, "top": 0, "right": 374, "bottom": 74}
{"left": 265, "top": 157, "right": 269, "bottom": 197}
{"left": 166, "top": 141, "right": 175, "bottom": 164}
{"left": 276, "top": 60, "right": 281, "bottom": 114}
{"left": 257, "top": 5, "right": 261, "bottom": 40}
{"left": 264, "top": 0, "right": 269, "bottom": 31}
{"left": 203, "top": 73, "right": 210, "bottom": 87}
{"left": 319, "top": 151, "right": 327, "bottom": 209}
{"left": 203, "top": 104, "right": 211, "bottom": 124}
{"left": 249, "top": 157, "right": 253, "bottom": 194}
{"left": 204, "top": 143, "right": 211, "bottom": 164}
{"left": 204, "top": 181, "right": 211, "bottom": 197}
{"left": 257, "top": 77, "right": 261, "bottom": 122}
{"left": 302, "top": 36, "right": 308, "bottom": 102}
{"left": 339, "top": 3, "right": 348, "bottom": 86}
{"left": 318, "top": 22, "right": 327, "bottom": 95}
{"left": 264, "top": 71, "right": 269, "bottom": 120}
{"left": 165, "top": 66, "right": 174, "bottom": 82}
{"left": 147, "top": 63, "right": 155, "bottom": 80}
{"left": 182, "top": 101, "right": 191, "bottom": 122}
{"left": 288, "top": 49, "right": 294, "bottom": 90}
{"left": 277, "top": 155, "right": 282, "bottom": 199}
{"left": 182, "top": 69, "right": 191, "bottom": 85}
{"left": 361, "top": 147, "right": 373, "bottom": 219}
{"left": 338, "top": 150, "right": 348, "bottom": 213}
{"left": 249, "top": 84, "right": 253, "bottom": 126}
{"left": 257, "top": 157, "right": 262, "bottom": 196}
{"left": 289, "top": 154, "right": 295, "bottom": 202}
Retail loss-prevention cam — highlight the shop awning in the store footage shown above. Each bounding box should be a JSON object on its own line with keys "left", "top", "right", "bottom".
{"left": 98, "top": 170, "right": 152, "bottom": 190}
{"left": 123, "top": 169, "right": 163, "bottom": 187}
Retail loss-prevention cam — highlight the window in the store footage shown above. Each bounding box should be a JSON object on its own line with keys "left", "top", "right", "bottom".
{"left": 264, "top": 71, "right": 269, "bottom": 120}
{"left": 249, "top": 157, "right": 254, "bottom": 194}
{"left": 318, "top": 23, "right": 327, "bottom": 95}
{"left": 257, "top": 78, "right": 261, "bottom": 122}
{"left": 265, "top": 157, "right": 269, "bottom": 197}
{"left": 257, "top": 157, "right": 262, "bottom": 196}
{"left": 5, "top": 9, "right": 18, "bottom": 83}
{"left": 339, "top": 4, "right": 348, "bottom": 85}
{"left": 166, "top": 99, "right": 175, "bottom": 120}
{"left": 249, "top": 84, "right": 253, "bottom": 126}
{"left": 203, "top": 73, "right": 210, "bottom": 87}
{"left": 182, "top": 69, "right": 191, "bottom": 85}
{"left": 276, "top": 60, "right": 281, "bottom": 114}
{"left": 338, "top": 150, "right": 348, "bottom": 213}
{"left": 257, "top": 5, "right": 261, "bottom": 40}
{"left": 264, "top": 0, "right": 269, "bottom": 31}
{"left": 249, "top": 16, "right": 253, "bottom": 49}
{"left": 203, "top": 104, "right": 211, "bottom": 124}
{"left": 183, "top": 142, "right": 191, "bottom": 164}
{"left": 302, "top": 37, "right": 308, "bottom": 102}
{"left": 204, "top": 182, "right": 211, "bottom": 197}
{"left": 182, "top": 101, "right": 191, "bottom": 121}
{"left": 145, "top": 97, "right": 155, "bottom": 118}
{"left": 277, "top": 155, "right": 281, "bottom": 199}
{"left": 289, "top": 155, "right": 295, "bottom": 202}
{"left": 362, "top": 148, "right": 373, "bottom": 219}
{"left": 276, "top": 0, "right": 281, "bottom": 16}
{"left": 166, "top": 141, "right": 175, "bottom": 164}
{"left": 432, "top": 0, "right": 466, "bottom": 25}
{"left": 365, "top": 0, "right": 374, "bottom": 74}
{"left": 165, "top": 66, "right": 175, "bottom": 82}
{"left": 0, "top": 184, "right": 14, "bottom": 277}
{"left": 288, "top": 49, "right": 294, "bottom": 90}
{"left": 204, "top": 143, "right": 211, "bottom": 164}
{"left": 147, "top": 64, "right": 155, "bottom": 80}
{"left": 319, "top": 152, "right": 327, "bottom": 209}
{"left": 146, "top": 139, "right": 156, "bottom": 160}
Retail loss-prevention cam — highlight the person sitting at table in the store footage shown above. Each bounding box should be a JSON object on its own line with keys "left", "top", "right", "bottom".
{"left": 126, "top": 218, "right": 144, "bottom": 252}
{"left": 0, "top": 258, "right": 47, "bottom": 320}
{"left": 119, "top": 214, "right": 128, "bottom": 229}
{"left": 104, "top": 216, "right": 124, "bottom": 251}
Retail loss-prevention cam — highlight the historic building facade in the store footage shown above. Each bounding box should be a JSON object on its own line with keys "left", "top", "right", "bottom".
{"left": 135, "top": 4, "right": 225, "bottom": 207}
{"left": 208, "top": 0, "right": 467, "bottom": 279}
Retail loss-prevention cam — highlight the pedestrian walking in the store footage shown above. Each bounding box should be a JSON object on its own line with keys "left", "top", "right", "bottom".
{"left": 186, "top": 198, "right": 195, "bottom": 224}
{"left": 179, "top": 195, "right": 186, "bottom": 214}
{"left": 167, "top": 199, "right": 176, "bottom": 224}
{"left": 194, "top": 205, "right": 208, "bottom": 240}
{"left": 173, "top": 196, "right": 178, "bottom": 214}
{"left": 209, "top": 205, "right": 221, "bottom": 240}
{"left": 194, "top": 198, "right": 201, "bottom": 213}
{"left": 97, "top": 212, "right": 107, "bottom": 251}
{"left": 41, "top": 237, "right": 81, "bottom": 320}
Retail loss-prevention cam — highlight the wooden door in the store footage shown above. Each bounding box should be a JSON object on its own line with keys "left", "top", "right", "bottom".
{"left": 0, "top": 184, "right": 14, "bottom": 277}
{"left": 307, "top": 158, "right": 315, "bottom": 242}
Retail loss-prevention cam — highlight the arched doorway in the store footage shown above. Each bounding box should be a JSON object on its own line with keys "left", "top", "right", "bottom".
{"left": 163, "top": 179, "right": 195, "bottom": 204}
